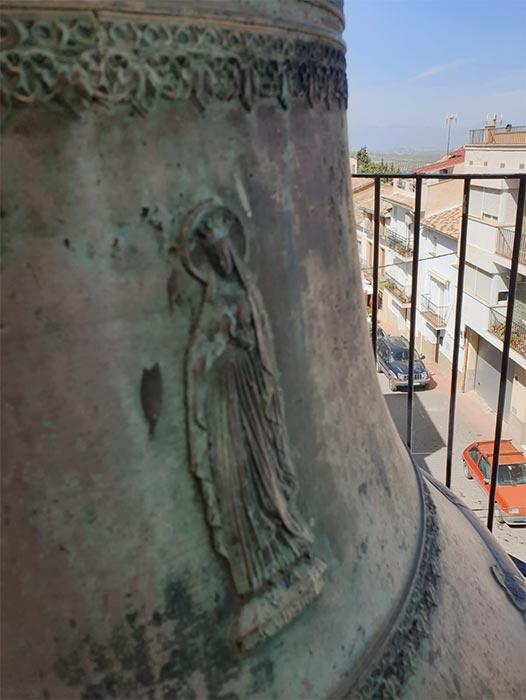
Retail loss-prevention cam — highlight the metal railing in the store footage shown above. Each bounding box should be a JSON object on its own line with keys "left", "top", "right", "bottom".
{"left": 489, "top": 306, "right": 526, "bottom": 357}
{"left": 385, "top": 226, "right": 413, "bottom": 256}
{"left": 420, "top": 293, "right": 447, "bottom": 327}
{"left": 469, "top": 125, "right": 526, "bottom": 144}
{"left": 496, "top": 225, "right": 526, "bottom": 265}
{"left": 354, "top": 171, "right": 526, "bottom": 533}
{"left": 383, "top": 270, "right": 411, "bottom": 304}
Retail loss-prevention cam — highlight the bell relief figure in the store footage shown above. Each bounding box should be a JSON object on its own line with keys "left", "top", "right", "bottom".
{"left": 181, "top": 202, "right": 326, "bottom": 651}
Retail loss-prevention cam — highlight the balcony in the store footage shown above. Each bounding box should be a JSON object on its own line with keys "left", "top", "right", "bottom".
{"left": 420, "top": 294, "right": 447, "bottom": 329}
{"left": 385, "top": 226, "right": 412, "bottom": 256}
{"left": 382, "top": 270, "right": 411, "bottom": 305}
{"left": 495, "top": 226, "right": 526, "bottom": 266}
{"left": 488, "top": 306, "right": 526, "bottom": 357}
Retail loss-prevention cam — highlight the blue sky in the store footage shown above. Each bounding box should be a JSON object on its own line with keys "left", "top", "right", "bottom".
{"left": 344, "top": 0, "right": 526, "bottom": 150}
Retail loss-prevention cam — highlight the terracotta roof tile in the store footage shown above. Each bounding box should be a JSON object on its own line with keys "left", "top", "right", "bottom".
{"left": 414, "top": 147, "right": 465, "bottom": 173}
{"left": 382, "top": 189, "right": 415, "bottom": 209}
{"left": 352, "top": 180, "right": 394, "bottom": 213}
{"left": 422, "top": 205, "right": 462, "bottom": 239}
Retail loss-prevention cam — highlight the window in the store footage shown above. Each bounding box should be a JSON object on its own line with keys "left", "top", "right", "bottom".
{"left": 468, "top": 447, "right": 481, "bottom": 464}
{"left": 497, "top": 291, "right": 509, "bottom": 303}
{"left": 481, "top": 188, "right": 500, "bottom": 222}
{"left": 520, "top": 164, "right": 525, "bottom": 170}
{"left": 469, "top": 160, "right": 473, "bottom": 165}
{"left": 500, "top": 163, "right": 505, "bottom": 168}
{"left": 464, "top": 263, "right": 493, "bottom": 303}
{"left": 498, "top": 463, "right": 526, "bottom": 485}
{"left": 484, "top": 161, "right": 488, "bottom": 166}
{"left": 479, "top": 457, "right": 491, "bottom": 480}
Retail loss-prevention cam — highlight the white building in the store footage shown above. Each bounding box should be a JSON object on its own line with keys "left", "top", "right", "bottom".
{"left": 460, "top": 122, "right": 526, "bottom": 443}
{"left": 377, "top": 148, "right": 465, "bottom": 335}
{"left": 417, "top": 206, "right": 462, "bottom": 370}
{"left": 352, "top": 119, "right": 526, "bottom": 446}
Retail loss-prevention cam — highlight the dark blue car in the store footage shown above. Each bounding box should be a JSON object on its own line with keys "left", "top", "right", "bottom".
{"left": 377, "top": 335, "right": 430, "bottom": 391}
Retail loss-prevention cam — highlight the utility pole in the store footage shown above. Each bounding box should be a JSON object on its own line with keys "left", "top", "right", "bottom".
{"left": 445, "top": 113, "right": 458, "bottom": 155}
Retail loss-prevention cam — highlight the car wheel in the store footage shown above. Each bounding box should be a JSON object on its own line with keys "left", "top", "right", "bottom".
{"left": 463, "top": 461, "right": 472, "bottom": 479}
{"left": 495, "top": 504, "right": 505, "bottom": 524}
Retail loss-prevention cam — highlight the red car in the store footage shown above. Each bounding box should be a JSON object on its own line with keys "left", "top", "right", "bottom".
{"left": 462, "top": 440, "right": 526, "bottom": 525}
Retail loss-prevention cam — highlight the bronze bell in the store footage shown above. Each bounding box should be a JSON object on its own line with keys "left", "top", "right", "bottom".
{"left": 1, "top": 1, "right": 524, "bottom": 698}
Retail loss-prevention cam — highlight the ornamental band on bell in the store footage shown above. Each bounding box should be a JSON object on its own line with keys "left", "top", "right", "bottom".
{"left": 180, "top": 202, "right": 326, "bottom": 651}
{"left": 0, "top": 15, "right": 347, "bottom": 114}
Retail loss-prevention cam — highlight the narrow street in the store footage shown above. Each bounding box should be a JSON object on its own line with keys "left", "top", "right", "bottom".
{"left": 376, "top": 349, "right": 526, "bottom": 560}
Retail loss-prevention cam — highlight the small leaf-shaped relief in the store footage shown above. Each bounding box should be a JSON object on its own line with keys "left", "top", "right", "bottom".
{"left": 140, "top": 363, "right": 163, "bottom": 439}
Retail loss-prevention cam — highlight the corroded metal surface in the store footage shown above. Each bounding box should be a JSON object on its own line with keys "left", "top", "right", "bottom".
{"left": 181, "top": 201, "right": 326, "bottom": 651}
{"left": 1, "top": 2, "right": 525, "bottom": 699}
{"left": 341, "top": 481, "right": 441, "bottom": 700}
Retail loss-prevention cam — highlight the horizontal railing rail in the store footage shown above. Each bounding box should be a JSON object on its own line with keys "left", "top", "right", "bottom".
{"left": 353, "top": 171, "right": 526, "bottom": 533}
{"left": 383, "top": 270, "right": 411, "bottom": 303}
{"left": 489, "top": 306, "right": 526, "bottom": 357}
{"left": 469, "top": 125, "right": 526, "bottom": 144}
{"left": 496, "top": 225, "right": 526, "bottom": 265}
{"left": 385, "top": 226, "right": 413, "bottom": 255}
{"left": 421, "top": 293, "right": 447, "bottom": 325}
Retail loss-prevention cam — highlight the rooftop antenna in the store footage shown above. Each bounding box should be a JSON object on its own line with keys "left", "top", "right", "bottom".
{"left": 445, "top": 113, "right": 458, "bottom": 155}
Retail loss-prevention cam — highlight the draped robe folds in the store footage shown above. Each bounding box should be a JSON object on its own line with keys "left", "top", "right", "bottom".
{"left": 195, "top": 242, "right": 314, "bottom": 597}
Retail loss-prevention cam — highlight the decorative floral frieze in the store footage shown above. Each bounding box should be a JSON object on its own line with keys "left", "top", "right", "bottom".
{"left": 0, "top": 15, "right": 347, "bottom": 114}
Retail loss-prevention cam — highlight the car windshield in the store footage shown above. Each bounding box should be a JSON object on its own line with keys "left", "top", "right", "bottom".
{"left": 498, "top": 462, "right": 526, "bottom": 485}
{"left": 392, "top": 349, "right": 420, "bottom": 362}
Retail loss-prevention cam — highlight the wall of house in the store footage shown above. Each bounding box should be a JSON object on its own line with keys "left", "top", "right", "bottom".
{"left": 464, "top": 145, "right": 526, "bottom": 172}
{"left": 379, "top": 292, "right": 409, "bottom": 334}
{"left": 387, "top": 203, "right": 412, "bottom": 238}
{"left": 463, "top": 327, "right": 479, "bottom": 392}
{"left": 465, "top": 219, "right": 500, "bottom": 273}
{"left": 422, "top": 178, "right": 463, "bottom": 217}
{"left": 416, "top": 225, "right": 459, "bottom": 370}
{"left": 509, "top": 364, "right": 526, "bottom": 447}
{"left": 500, "top": 187, "right": 520, "bottom": 225}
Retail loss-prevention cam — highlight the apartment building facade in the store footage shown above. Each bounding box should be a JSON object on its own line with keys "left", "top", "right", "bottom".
{"left": 461, "top": 124, "right": 526, "bottom": 443}
{"left": 354, "top": 120, "right": 526, "bottom": 447}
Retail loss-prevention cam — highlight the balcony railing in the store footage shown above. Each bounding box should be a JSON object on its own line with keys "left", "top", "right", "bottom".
{"left": 469, "top": 125, "right": 526, "bottom": 144}
{"left": 382, "top": 271, "right": 411, "bottom": 304}
{"left": 385, "top": 226, "right": 413, "bottom": 256}
{"left": 496, "top": 226, "right": 526, "bottom": 265}
{"left": 353, "top": 171, "right": 525, "bottom": 534}
{"left": 488, "top": 306, "right": 526, "bottom": 357}
{"left": 420, "top": 294, "right": 447, "bottom": 328}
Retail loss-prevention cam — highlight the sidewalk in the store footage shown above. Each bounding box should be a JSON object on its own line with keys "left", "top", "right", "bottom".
{"left": 372, "top": 321, "right": 525, "bottom": 559}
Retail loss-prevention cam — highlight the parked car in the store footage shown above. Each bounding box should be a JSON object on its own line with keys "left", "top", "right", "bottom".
{"left": 376, "top": 335, "right": 430, "bottom": 391}
{"left": 462, "top": 440, "right": 526, "bottom": 525}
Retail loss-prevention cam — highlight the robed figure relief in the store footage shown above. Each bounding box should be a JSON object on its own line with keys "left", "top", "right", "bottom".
{"left": 181, "top": 202, "right": 326, "bottom": 651}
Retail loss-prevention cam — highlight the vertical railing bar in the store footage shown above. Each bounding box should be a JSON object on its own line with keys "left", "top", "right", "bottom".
{"left": 445, "top": 177, "right": 471, "bottom": 488}
{"left": 371, "top": 177, "right": 381, "bottom": 360}
{"left": 487, "top": 174, "right": 526, "bottom": 531}
{"left": 406, "top": 175, "right": 422, "bottom": 450}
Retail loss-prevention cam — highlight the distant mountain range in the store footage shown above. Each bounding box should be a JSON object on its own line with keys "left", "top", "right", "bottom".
{"left": 348, "top": 123, "right": 468, "bottom": 153}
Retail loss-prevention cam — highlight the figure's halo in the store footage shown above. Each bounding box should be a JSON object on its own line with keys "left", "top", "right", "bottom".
{"left": 180, "top": 200, "right": 248, "bottom": 283}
